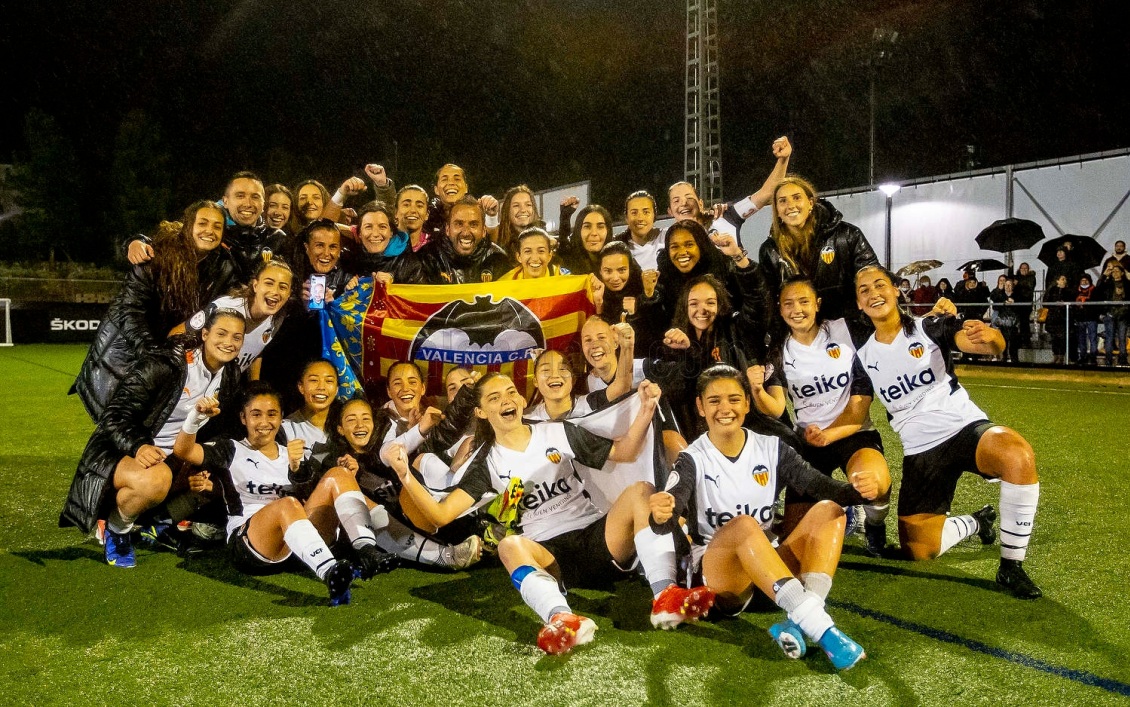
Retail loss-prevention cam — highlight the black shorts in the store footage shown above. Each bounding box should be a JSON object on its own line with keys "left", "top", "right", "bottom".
{"left": 227, "top": 518, "right": 292, "bottom": 576}
{"left": 539, "top": 516, "right": 631, "bottom": 590}
{"left": 898, "top": 420, "right": 994, "bottom": 517}
{"left": 787, "top": 429, "right": 884, "bottom": 504}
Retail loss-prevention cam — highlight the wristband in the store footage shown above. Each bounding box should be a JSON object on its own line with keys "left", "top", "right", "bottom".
{"left": 332, "top": 189, "right": 346, "bottom": 206}
{"left": 181, "top": 411, "right": 210, "bottom": 436}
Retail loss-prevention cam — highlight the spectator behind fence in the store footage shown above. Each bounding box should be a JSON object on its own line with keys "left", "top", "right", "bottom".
{"left": 1074, "top": 274, "right": 1100, "bottom": 365}
{"left": 1109, "top": 240, "right": 1130, "bottom": 273}
{"left": 1043, "top": 274, "right": 1073, "bottom": 364}
{"left": 1096, "top": 260, "right": 1129, "bottom": 365}
{"left": 952, "top": 271, "right": 990, "bottom": 321}
{"left": 910, "top": 275, "right": 937, "bottom": 315}
{"left": 990, "top": 278, "right": 1022, "bottom": 362}
{"left": 935, "top": 277, "right": 954, "bottom": 302}
{"left": 1012, "top": 262, "right": 1036, "bottom": 347}
{"left": 1045, "top": 247, "right": 1081, "bottom": 291}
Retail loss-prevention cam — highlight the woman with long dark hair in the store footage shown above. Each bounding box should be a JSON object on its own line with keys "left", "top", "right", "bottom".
{"left": 852, "top": 265, "right": 1042, "bottom": 599}
{"left": 61, "top": 308, "right": 247, "bottom": 568}
{"left": 71, "top": 201, "right": 237, "bottom": 420}
{"left": 558, "top": 204, "right": 614, "bottom": 275}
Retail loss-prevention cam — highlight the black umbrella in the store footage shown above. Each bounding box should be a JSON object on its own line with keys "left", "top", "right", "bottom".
{"left": 957, "top": 258, "right": 1009, "bottom": 273}
{"left": 1037, "top": 235, "right": 1107, "bottom": 269}
{"left": 975, "top": 218, "right": 1045, "bottom": 253}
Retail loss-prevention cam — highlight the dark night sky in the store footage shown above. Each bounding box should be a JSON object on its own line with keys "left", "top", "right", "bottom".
{"left": 4, "top": 0, "right": 1129, "bottom": 214}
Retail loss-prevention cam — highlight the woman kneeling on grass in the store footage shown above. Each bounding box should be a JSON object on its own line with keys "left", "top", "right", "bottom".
{"left": 852, "top": 265, "right": 1042, "bottom": 599}
{"left": 173, "top": 382, "right": 395, "bottom": 606}
{"left": 384, "top": 373, "right": 715, "bottom": 655}
{"left": 650, "top": 365, "right": 876, "bottom": 670}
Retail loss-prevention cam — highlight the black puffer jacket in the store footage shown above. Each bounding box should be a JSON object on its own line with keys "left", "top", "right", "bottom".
{"left": 69, "top": 248, "right": 237, "bottom": 421}
{"left": 223, "top": 217, "right": 289, "bottom": 285}
{"left": 758, "top": 199, "right": 879, "bottom": 320}
{"left": 60, "top": 339, "right": 243, "bottom": 534}
{"left": 411, "top": 233, "right": 511, "bottom": 285}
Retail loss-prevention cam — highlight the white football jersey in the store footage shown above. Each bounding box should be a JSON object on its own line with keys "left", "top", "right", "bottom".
{"left": 781, "top": 318, "right": 872, "bottom": 431}
{"left": 187, "top": 295, "right": 278, "bottom": 372}
{"left": 854, "top": 317, "right": 987, "bottom": 454}
{"left": 456, "top": 422, "right": 611, "bottom": 541}
{"left": 677, "top": 431, "right": 781, "bottom": 549}
{"left": 202, "top": 438, "right": 292, "bottom": 540}
{"left": 624, "top": 233, "right": 665, "bottom": 272}
{"left": 281, "top": 411, "right": 327, "bottom": 460}
{"left": 152, "top": 348, "right": 226, "bottom": 452}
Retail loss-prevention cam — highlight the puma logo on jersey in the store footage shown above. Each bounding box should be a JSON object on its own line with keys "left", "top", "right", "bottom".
{"left": 703, "top": 473, "right": 720, "bottom": 488}
{"left": 866, "top": 362, "right": 880, "bottom": 372}
{"left": 878, "top": 369, "right": 937, "bottom": 403}
{"left": 790, "top": 372, "right": 850, "bottom": 399}
{"left": 245, "top": 457, "right": 261, "bottom": 469}
{"left": 825, "top": 343, "right": 841, "bottom": 359}
{"left": 908, "top": 341, "right": 925, "bottom": 358}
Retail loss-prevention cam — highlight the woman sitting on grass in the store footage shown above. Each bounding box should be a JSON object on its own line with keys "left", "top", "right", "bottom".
{"left": 384, "top": 373, "right": 716, "bottom": 656}
{"left": 173, "top": 382, "right": 395, "bottom": 606}
{"left": 60, "top": 308, "right": 246, "bottom": 569}
{"left": 650, "top": 364, "right": 876, "bottom": 671}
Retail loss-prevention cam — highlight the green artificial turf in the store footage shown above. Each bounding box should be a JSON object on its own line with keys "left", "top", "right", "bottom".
{"left": 1, "top": 345, "right": 1128, "bottom": 706}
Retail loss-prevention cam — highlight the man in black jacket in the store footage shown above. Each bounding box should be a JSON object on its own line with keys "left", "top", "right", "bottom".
{"left": 127, "top": 171, "right": 286, "bottom": 285}
{"left": 413, "top": 196, "right": 510, "bottom": 284}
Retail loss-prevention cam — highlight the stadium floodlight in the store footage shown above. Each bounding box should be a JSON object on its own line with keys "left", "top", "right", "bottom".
{"left": 878, "top": 183, "right": 901, "bottom": 198}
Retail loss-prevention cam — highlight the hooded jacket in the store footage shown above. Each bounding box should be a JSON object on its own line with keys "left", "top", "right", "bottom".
{"left": 758, "top": 199, "right": 879, "bottom": 320}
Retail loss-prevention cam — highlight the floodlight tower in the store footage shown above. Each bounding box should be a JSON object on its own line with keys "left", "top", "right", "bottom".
{"left": 684, "top": 0, "right": 723, "bottom": 203}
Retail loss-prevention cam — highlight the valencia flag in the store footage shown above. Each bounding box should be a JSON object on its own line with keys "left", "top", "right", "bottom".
{"left": 322, "top": 275, "right": 594, "bottom": 399}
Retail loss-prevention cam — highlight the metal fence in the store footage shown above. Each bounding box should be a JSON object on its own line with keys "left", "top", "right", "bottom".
{"left": 949, "top": 299, "right": 1129, "bottom": 366}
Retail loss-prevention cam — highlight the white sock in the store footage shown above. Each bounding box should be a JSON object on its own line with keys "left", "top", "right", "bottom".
{"left": 800, "top": 571, "right": 833, "bottom": 600}
{"left": 999, "top": 481, "right": 1039, "bottom": 561}
{"left": 369, "top": 508, "right": 447, "bottom": 565}
{"left": 513, "top": 566, "right": 570, "bottom": 623}
{"left": 773, "top": 577, "right": 834, "bottom": 641}
{"left": 633, "top": 528, "right": 677, "bottom": 597}
{"left": 863, "top": 502, "right": 889, "bottom": 525}
{"left": 939, "top": 515, "right": 979, "bottom": 554}
{"left": 283, "top": 519, "right": 336, "bottom": 579}
{"left": 107, "top": 508, "right": 137, "bottom": 535}
{"left": 334, "top": 490, "right": 377, "bottom": 549}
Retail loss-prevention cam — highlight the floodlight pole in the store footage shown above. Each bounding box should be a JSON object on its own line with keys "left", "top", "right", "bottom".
{"left": 685, "top": 0, "right": 723, "bottom": 204}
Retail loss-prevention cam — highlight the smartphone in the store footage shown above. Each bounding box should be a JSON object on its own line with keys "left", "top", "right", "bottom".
{"left": 308, "top": 274, "right": 327, "bottom": 311}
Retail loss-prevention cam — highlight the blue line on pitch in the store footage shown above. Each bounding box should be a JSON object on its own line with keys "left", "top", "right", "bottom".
{"left": 829, "top": 600, "right": 1130, "bottom": 698}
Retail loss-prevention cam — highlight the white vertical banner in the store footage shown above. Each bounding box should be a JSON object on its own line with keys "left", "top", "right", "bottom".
{"left": 535, "top": 181, "right": 591, "bottom": 235}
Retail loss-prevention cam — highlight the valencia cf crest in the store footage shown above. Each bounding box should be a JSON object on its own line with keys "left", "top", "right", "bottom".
{"left": 908, "top": 342, "right": 925, "bottom": 359}
{"left": 825, "top": 343, "right": 841, "bottom": 359}
{"left": 545, "top": 447, "right": 562, "bottom": 464}
{"left": 752, "top": 464, "right": 770, "bottom": 487}
{"left": 262, "top": 330, "right": 272, "bottom": 344}
{"left": 820, "top": 244, "right": 835, "bottom": 264}
{"left": 409, "top": 295, "right": 545, "bottom": 366}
